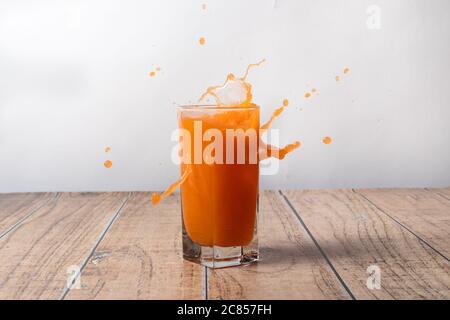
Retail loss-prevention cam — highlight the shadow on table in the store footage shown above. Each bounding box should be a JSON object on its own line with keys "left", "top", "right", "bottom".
{"left": 258, "top": 239, "right": 371, "bottom": 268}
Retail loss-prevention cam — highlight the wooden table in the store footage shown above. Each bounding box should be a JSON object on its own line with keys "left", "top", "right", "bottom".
{"left": 0, "top": 189, "right": 449, "bottom": 300}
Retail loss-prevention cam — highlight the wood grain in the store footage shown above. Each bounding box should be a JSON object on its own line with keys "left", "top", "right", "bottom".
{"left": 357, "top": 188, "right": 450, "bottom": 259}
{"left": 0, "top": 193, "right": 55, "bottom": 236}
{"left": 0, "top": 189, "right": 449, "bottom": 300}
{"left": 283, "top": 189, "right": 450, "bottom": 299}
{"left": 0, "top": 192, "right": 128, "bottom": 299}
{"left": 65, "top": 192, "right": 203, "bottom": 300}
{"left": 428, "top": 187, "right": 450, "bottom": 201}
{"left": 207, "top": 190, "right": 351, "bottom": 300}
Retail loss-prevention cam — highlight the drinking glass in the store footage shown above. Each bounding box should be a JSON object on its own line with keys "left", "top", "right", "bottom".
{"left": 177, "top": 105, "right": 259, "bottom": 268}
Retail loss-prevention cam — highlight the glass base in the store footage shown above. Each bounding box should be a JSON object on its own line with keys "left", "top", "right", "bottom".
{"left": 183, "top": 228, "right": 259, "bottom": 269}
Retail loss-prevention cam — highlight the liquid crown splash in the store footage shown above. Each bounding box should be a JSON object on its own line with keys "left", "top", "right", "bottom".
{"left": 152, "top": 61, "right": 300, "bottom": 204}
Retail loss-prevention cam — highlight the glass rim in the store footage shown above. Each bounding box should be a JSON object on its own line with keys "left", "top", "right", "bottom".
{"left": 177, "top": 104, "right": 259, "bottom": 111}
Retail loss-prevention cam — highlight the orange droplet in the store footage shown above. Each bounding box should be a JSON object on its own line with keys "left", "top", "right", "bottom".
{"left": 283, "top": 99, "right": 289, "bottom": 106}
{"left": 311, "top": 88, "right": 317, "bottom": 93}
{"left": 305, "top": 92, "right": 311, "bottom": 98}
{"left": 149, "top": 71, "right": 156, "bottom": 77}
{"left": 343, "top": 67, "right": 350, "bottom": 74}
{"left": 199, "top": 37, "right": 206, "bottom": 45}
{"left": 335, "top": 76, "right": 340, "bottom": 82}
{"left": 104, "top": 160, "right": 113, "bottom": 168}
{"left": 104, "top": 147, "right": 111, "bottom": 153}
{"left": 151, "top": 192, "right": 161, "bottom": 205}
{"left": 322, "top": 136, "right": 332, "bottom": 145}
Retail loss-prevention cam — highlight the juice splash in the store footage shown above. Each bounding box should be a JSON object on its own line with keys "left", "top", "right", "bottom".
{"left": 104, "top": 160, "right": 112, "bottom": 168}
{"left": 151, "top": 166, "right": 192, "bottom": 204}
{"left": 149, "top": 67, "right": 162, "bottom": 77}
{"left": 103, "top": 147, "right": 113, "bottom": 168}
{"left": 322, "top": 136, "right": 332, "bottom": 144}
{"left": 260, "top": 140, "right": 301, "bottom": 161}
{"left": 260, "top": 98, "right": 289, "bottom": 132}
{"left": 151, "top": 60, "right": 300, "bottom": 205}
{"left": 335, "top": 67, "right": 350, "bottom": 82}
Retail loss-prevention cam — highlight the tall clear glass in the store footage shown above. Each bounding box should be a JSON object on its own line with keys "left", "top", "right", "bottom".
{"left": 177, "top": 105, "right": 259, "bottom": 268}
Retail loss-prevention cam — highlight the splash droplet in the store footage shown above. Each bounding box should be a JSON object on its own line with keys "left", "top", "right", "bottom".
{"left": 151, "top": 166, "right": 192, "bottom": 205}
{"left": 343, "top": 67, "right": 350, "bottom": 74}
{"left": 262, "top": 141, "right": 301, "bottom": 160}
{"left": 104, "top": 160, "right": 113, "bottom": 168}
{"left": 104, "top": 147, "right": 111, "bottom": 153}
{"left": 335, "top": 76, "right": 340, "bottom": 82}
{"left": 151, "top": 193, "right": 161, "bottom": 205}
{"left": 156, "top": 67, "right": 161, "bottom": 72}
{"left": 260, "top": 99, "right": 290, "bottom": 131}
{"left": 322, "top": 136, "right": 332, "bottom": 145}
{"left": 199, "top": 37, "right": 206, "bottom": 45}
{"left": 311, "top": 88, "right": 317, "bottom": 93}
{"left": 305, "top": 92, "right": 311, "bottom": 98}
{"left": 202, "top": 3, "right": 207, "bottom": 10}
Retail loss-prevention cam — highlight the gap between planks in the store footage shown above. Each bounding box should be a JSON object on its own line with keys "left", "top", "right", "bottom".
{"left": 207, "top": 190, "right": 352, "bottom": 300}
{"left": 281, "top": 189, "right": 450, "bottom": 299}
{"left": 2, "top": 189, "right": 446, "bottom": 300}
{"left": 0, "top": 192, "right": 60, "bottom": 240}
{"left": 64, "top": 192, "right": 203, "bottom": 300}
{"left": 355, "top": 189, "right": 450, "bottom": 263}
{"left": 60, "top": 192, "right": 131, "bottom": 300}
{"left": 278, "top": 190, "right": 356, "bottom": 300}
{"left": 203, "top": 266, "right": 208, "bottom": 300}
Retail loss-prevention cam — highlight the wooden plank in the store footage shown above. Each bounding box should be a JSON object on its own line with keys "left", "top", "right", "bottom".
{"left": 207, "top": 190, "right": 351, "bottom": 300}
{"left": 283, "top": 189, "right": 450, "bottom": 299}
{"left": 0, "top": 192, "right": 128, "bottom": 299}
{"left": 0, "top": 193, "right": 55, "bottom": 236}
{"left": 357, "top": 188, "right": 450, "bottom": 259}
{"left": 65, "top": 192, "right": 203, "bottom": 300}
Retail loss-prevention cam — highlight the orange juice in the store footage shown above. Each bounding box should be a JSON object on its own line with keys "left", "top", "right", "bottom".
{"left": 178, "top": 105, "right": 260, "bottom": 247}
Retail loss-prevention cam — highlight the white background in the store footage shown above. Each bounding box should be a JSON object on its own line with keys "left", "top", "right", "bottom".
{"left": 1, "top": 0, "right": 449, "bottom": 192}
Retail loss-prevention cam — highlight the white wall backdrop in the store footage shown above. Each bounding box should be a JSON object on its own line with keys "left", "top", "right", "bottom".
{"left": 1, "top": 0, "right": 449, "bottom": 192}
